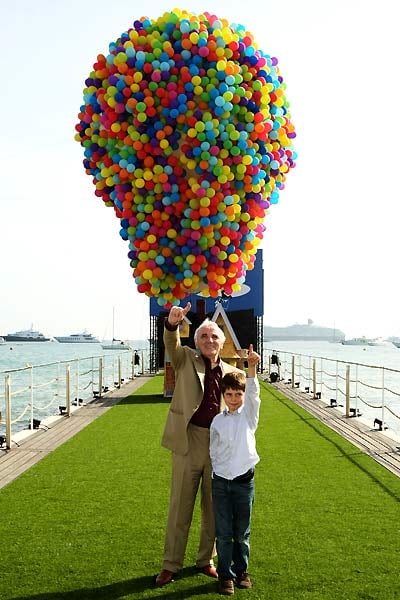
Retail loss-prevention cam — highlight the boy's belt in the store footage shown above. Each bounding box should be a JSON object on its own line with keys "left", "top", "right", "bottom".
{"left": 213, "top": 468, "right": 255, "bottom": 483}
{"left": 233, "top": 468, "right": 255, "bottom": 482}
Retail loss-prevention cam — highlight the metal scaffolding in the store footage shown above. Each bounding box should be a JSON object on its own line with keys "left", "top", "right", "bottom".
{"left": 149, "top": 315, "right": 159, "bottom": 373}
{"left": 257, "top": 315, "right": 264, "bottom": 372}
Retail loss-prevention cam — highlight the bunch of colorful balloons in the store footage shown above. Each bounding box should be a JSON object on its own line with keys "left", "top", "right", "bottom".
{"left": 75, "top": 8, "right": 297, "bottom": 307}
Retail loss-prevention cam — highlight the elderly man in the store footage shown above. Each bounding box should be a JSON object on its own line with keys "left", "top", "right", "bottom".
{"left": 155, "top": 301, "right": 244, "bottom": 587}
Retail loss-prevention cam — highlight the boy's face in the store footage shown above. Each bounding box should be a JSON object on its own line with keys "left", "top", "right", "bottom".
{"left": 223, "top": 387, "right": 245, "bottom": 413}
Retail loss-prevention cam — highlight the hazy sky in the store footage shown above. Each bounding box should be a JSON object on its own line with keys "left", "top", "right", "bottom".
{"left": 1, "top": 0, "right": 398, "bottom": 341}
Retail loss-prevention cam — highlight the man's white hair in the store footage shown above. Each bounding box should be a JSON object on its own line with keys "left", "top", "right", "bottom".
{"left": 194, "top": 318, "right": 226, "bottom": 345}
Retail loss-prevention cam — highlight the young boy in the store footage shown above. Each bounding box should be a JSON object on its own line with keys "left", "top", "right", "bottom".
{"left": 210, "top": 344, "right": 261, "bottom": 596}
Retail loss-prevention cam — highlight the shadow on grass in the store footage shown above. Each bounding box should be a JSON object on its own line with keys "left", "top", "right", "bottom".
{"left": 264, "top": 383, "right": 400, "bottom": 503}
{"left": 8, "top": 567, "right": 215, "bottom": 600}
{"left": 118, "top": 394, "right": 171, "bottom": 405}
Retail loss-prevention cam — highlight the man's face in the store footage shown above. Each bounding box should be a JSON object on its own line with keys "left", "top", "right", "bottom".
{"left": 223, "top": 387, "right": 245, "bottom": 413}
{"left": 196, "top": 324, "right": 224, "bottom": 362}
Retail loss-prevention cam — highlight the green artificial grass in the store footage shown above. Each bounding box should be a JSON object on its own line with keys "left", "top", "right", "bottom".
{"left": 0, "top": 376, "right": 399, "bottom": 600}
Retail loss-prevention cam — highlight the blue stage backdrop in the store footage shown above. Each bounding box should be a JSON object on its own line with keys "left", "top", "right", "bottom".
{"left": 150, "top": 250, "right": 264, "bottom": 317}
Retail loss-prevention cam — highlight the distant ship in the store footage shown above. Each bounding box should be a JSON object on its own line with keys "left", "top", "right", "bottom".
{"left": 4, "top": 329, "right": 50, "bottom": 342}
{"left": 54, "top": 332, "right": 100, "bottom": 343}
{"left": 367, "top": 338, "right": 394, "bottom": 347}
{"left": 264, "top": 319, "right": 345, "bottom": 342}
{"left": 341, "top": 337, "right": 372, "bottom": 346}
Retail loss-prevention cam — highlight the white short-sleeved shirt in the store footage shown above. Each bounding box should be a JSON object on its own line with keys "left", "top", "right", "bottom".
{"left": 210, "top": 377, "right": 260, "bottom": 480}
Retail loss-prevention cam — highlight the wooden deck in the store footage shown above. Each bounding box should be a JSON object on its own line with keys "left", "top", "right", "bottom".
{"left": 0, "top": 376, "right": 147, "bottom": 490}
{"left": 269, "top": 379, "right": 400, "bottom": 478}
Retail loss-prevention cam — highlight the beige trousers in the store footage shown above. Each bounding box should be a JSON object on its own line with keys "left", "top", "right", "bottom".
{"left": 162, "top": 423, "right": 217, "bottom": 572}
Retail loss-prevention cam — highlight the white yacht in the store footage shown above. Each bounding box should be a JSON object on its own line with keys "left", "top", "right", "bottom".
{"left": 54, "top": 332, "right": 100, "bottom": 343}
{"left": 4, "top": 329, "right": 50, "bottom": 342}
{"left": 342, "top": 337, "right": 373, "bottom": 346}
{"left": 367, "top": 338, "right": 394, "bottom": 347}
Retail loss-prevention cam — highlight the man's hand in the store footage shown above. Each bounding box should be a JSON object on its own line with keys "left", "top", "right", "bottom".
{"left": 167, "top": 302, "right": 191, "bottom": 326}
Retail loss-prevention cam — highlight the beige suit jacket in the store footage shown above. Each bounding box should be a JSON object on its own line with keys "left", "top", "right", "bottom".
{"left": 162, "top": 326, "right": 243, "bottom": 455}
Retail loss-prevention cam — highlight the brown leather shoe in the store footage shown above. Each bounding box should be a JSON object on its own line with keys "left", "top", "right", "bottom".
{"left": 219, "top": 578, "right": 235, "bottom": 595}
{"left": 236, "top": 572, "right": 252, "bottom": 589}
{"left": 197, "top": 564, "right": 218, "bottom": 578}
{"left": 155, "top": 569, "right": 175, "bottom": 587}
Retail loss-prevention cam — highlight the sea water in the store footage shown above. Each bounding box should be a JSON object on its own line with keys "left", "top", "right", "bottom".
{"left": 0, "top": 340, "right": 148, "bottom": 373}
{"left": 0, "top": 341, "right": 149, "bottom": 436}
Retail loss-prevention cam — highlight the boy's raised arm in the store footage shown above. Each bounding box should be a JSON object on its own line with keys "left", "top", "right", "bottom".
{"left": 246, "top": 344, "right": 260, "bottom": 378}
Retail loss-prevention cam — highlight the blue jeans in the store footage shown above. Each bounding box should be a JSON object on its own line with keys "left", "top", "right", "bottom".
{"left": 212, "top": 473, "right": 255, "bottom": 579}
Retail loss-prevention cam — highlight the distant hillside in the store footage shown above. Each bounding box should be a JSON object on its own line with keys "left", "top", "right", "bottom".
{"left": 264, "top": 320, "right": 345, "bottom": 342}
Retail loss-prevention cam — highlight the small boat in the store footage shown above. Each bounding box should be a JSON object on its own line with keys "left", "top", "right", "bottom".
{"left": 102, "top": 339, "right": 132, "bottom": 351}
{"left": 101, "top": 308, "right": 132, "bottom": 350}
{"left": 4, "top": 328, "right": 50, "bottom": 342}
{"left": 54, "top": 332, "right": 100, "bottom": 343}
{"left": 367, "top": 338, "right": 394, "bottom": 347}
{"left": 341, "top": 337, "right": 372, "bottom": 346}
{"left": 0, "top": 336, "right": 5, "bottom": 344}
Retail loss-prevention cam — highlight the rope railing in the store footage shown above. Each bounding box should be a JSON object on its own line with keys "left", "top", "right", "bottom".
{"left": 10, "top": 403, "right": 31, "bottom": 425}
{"left": 356, "top": 395, "right": 382, "bottom": 410}
{"left": 385, "top": 385, "right": 400, "bottom": 397}
{"left": 33, "top": 394, "right": 58, "bottom": 411}
{"left": 359, "top": 381, "right": 384, "bottom": 391}
{"left": 386, "top": 405, "right": 400, "bottom": 419}
{"left": 264, "top": 348, "right": 400, "bottom": 436}
{"left": 0, "top": 348, "right": 151, "bottom": 450}
{"left": 82, "top": 380, "right": 94, "bottom": 391}
{"left": 10, "top": 385, "right": 31, "bottom": 396}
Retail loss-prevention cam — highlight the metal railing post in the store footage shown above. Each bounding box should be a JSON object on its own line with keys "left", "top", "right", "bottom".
{"left": 313, "top": 359, "right": 316, "bottom": 398}
{"left": 320, "top": 358, "right": 323, "bottom": 395}
{"left": 30, "top": 366, "right": 34, "bottom": 431}
{"left": 355, "top": 364, "right": 358, "bottom": 413}
{"left": 99, "top": 358, "right": 103, "bottom": 397}
{"left": 118, "top": 356, "right": 122, "bottom": 388}
{"left": 298, "top": 355, "right": 301, "bottom": 388}
{"left": 345, "top": 365, "right": 350, "bottom": 417}
{"left": 66, "top": 365, "right": 71, "bottom": 416}
{"left": 76, "top": 359, "right": 80, "bottom": 403}
{"left": 91, "top": 357, "right": 94, "bottom": 398}
{"left": 5, "top": 375, "right": 11, "bottom": 449}
{"left": 291, "top": 356, "right": 295, "bottom": 388}
{"left": 335, "top": 361, "right": 338, "bottom": 405}
{"left": 381, "top": 367, "right": 385, "bottom": 429}
{"left": 57, "top": 362, "right": 60, "bottom": 406}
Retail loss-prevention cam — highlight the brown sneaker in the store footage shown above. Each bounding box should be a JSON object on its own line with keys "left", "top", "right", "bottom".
{"left": 236, "top": 572, "right": 252, "bottom": 589}
{"left": 219, "top": 578, "right": 235, "bottom": 595}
